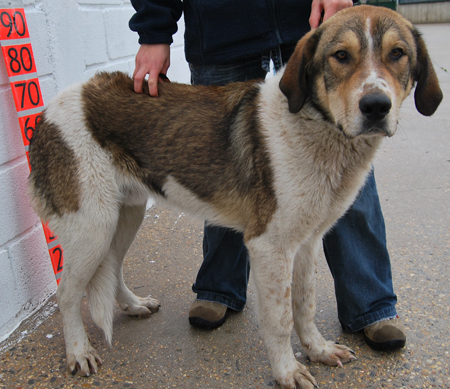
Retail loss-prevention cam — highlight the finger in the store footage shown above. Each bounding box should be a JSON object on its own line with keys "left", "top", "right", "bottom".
{"left": 322, "top": 1, "right": 339, "bottom": 23}
{"left": 309, "top": 0, "right": 323, "bottom": 29}
{"left": 323, "top": 0, "right": 353, "bottom": 22}
{"left": 133, "top": 68, "right": 146, "bottom": 94}
{"left": 134, "top": 78, "right": 143, "bottom": 94}
{"left": 147, "top": 68, "right": 161, "bottom": 97}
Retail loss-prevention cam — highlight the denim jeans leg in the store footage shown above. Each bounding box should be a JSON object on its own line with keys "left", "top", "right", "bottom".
{"left": 190, "top": 59, "right": 267, "bottom": 311}
{"left": 323, "top": 170, "right": 398, "bottom": 332}
{"left": 193, "top": 226, "right": 250, "bottom": 311}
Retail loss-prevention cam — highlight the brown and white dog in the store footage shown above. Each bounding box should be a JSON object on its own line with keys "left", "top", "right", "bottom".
{"left": 28, "top": 6, "right": 442, "bottom": 389}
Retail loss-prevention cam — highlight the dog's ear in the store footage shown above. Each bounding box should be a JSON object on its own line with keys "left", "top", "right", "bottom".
{"left": 413, "top": 29, "right": 443, "bottom": 116}
{"left": 279, "top": 30, "right": 319, "bottom": 114}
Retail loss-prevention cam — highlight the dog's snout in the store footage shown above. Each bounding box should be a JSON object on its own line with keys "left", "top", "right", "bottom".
{"left": 359, "top": 93, "right": 392, "bottom": 121}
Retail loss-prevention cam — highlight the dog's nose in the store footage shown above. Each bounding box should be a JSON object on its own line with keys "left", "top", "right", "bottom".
{"left": 359, "top": 93, "right": 392, "bottom": 121}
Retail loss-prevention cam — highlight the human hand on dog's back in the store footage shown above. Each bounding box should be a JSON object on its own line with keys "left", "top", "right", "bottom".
{"left": 133, "top": 43, "right": 170, "bottom": 96}
{"left": 131, "top": 0, "right": 353, "bottom": 95}
{"left": 309, "top": 0, "right": 354, "bottom": 29}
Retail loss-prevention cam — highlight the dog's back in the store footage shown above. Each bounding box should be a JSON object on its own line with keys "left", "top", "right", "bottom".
{"left": 30, "top": 72, "right": 278, "bottom": 230}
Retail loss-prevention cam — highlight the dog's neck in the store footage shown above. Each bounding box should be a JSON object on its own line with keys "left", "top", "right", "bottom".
{"left": 260, "top": 75, "right": 383, "bottom": 195}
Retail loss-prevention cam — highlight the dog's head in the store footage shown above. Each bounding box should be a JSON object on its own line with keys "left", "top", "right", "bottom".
{"left": 279, "top": 5, "right": 443, "bottom": 138}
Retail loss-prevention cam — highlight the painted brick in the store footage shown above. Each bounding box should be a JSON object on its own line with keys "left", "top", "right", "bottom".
{"left": 39, "top": 75, "right": 58, "bottom": 106}
{"left": 0, "top": 250, "right": 20, "bottom": 331}
{"left": 104, "top": 7, "right": 139, "bottom": 60}
{"left": 80, "top": 9, "right": 108, "bottom": 67}
{"left": 1, "top": 0, "right": 22, "bottom": 7}
{"left": 78, "top": 0, "right": 123, "bottom": 4}
{"left": 0, "top": 87, "right": 25, "bottom": 166}
{"left": 9, "top": 226, "right": 55, "bottom": 309}
{"left": 42, "top": 1, "right": 86, "bottom": 90}
{"left": 0, "top": 55, "right": 9, "bottom": 86}
{"left": 86, "top": 59, "right": 132, "bottom": 79}
{"left": 0, "top": 160, "right": 39, "bottom": 247}
{"left": 127, "top": 58, "right": 137, "bottom": 78}
{"left": 27, "top": 10, "right": 53, "bottom": 76}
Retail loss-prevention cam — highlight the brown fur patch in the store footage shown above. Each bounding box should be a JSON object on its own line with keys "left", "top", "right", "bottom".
{"left": 28, "top": 113, "right": 80, "bottom": 218}
{"left": 412, "top": 29, "right": 443, "bottom": 116}
{"left": 81, "top": 72, "right": 277, "bottom": 237}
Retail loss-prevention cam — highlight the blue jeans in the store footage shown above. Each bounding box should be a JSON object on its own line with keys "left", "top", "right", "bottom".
{"left": 190, "top": 48, "right": 398, "bottom": 332}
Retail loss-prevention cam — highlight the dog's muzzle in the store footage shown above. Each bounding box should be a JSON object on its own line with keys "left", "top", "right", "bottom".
{"left": 359, "top": 92, "right": 392, "bottom": 137}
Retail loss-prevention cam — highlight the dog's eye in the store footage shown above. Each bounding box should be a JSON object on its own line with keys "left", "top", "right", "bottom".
{"left": 334, "top": 50, "right": 349, "bottom": 63}
{"left": 390, "top": 48, "right": 404, "bottom": 60}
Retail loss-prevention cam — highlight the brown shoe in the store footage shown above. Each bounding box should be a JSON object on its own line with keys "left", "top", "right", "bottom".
{"left": 363, "top": 316, "right": 406, "bottom": 351}
{"left": 188, "top": 300, "right": 228, "bottom": 330}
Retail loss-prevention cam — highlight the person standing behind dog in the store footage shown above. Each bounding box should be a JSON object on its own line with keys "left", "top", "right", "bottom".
{"left": 129, "top": 0, "right": 406, "bottom": 351}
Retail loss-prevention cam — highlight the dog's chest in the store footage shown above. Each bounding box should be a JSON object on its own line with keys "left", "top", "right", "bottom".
{"left": 262, "top": 118, "right": 378, "bottom": 238}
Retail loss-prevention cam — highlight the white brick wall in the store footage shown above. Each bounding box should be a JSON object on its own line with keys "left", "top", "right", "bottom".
{"left": 0, "top": 0, "right": 190, "bottom": 341}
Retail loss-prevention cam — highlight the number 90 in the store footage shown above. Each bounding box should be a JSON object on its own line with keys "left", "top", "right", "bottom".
{"left": 0, "top": 10, "right": 26, "bottom": 38}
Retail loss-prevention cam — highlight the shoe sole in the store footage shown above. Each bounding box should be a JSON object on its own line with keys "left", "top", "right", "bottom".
{"left": 189, "top": 311, "right": 228, "bottom": 330}
{"left": 364, "top": 334, "right": 406, "bottom": 351}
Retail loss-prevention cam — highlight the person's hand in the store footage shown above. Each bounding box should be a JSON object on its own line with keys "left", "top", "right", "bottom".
{"left": 309, "top": 0, "right": 354, "bottom": 29}
{"left": 133, "top": 43, "right": 170, "bottom": 96}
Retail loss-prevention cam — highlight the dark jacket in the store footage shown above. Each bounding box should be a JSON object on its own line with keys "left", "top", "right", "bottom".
{"left": 129, "top": 0, "right": 312, "bottom": 65}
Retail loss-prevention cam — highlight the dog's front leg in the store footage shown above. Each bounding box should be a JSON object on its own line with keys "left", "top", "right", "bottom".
{"left": 246, "top": 237, "right": 318, "bottom": 389}
{"left": 292, "top": 236, "right": 355, "bottom": 367}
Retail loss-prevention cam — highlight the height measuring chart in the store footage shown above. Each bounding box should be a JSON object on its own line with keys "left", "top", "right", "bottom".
{"left": 0, "top": 8, "right": 63, "bottom": 284}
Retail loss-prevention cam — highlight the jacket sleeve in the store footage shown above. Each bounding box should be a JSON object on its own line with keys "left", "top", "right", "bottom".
{"left": 129, "top": 0, "right": 183, "bottom": 45}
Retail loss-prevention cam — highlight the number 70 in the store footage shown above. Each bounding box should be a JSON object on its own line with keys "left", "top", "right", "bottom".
{"left": 12, "top": 79, "right": 43, "bottom": 111}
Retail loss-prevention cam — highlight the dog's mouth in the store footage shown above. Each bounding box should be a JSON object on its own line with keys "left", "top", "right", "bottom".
{"left": 337, "top": 120, "right": 393, "bottom": 139}
{"left": 333, "top": 93, "right": 395, "bottom": 139}
{"left": 360, "top": 121, "right": 393, "bottom": 137}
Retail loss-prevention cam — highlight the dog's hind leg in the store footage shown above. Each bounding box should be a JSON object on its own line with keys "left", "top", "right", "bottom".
{"left": 246, "top": 236, "right": 318, "bottom": 389}
{"left": 292, "top": 236, "right": 355, "bottom": 367}
{"left": 86, "top": 203, "right": 159, "bottom": 346}
{"left": 55, "top": 205, "right": 120, "bottom": 377}
{"left": 109, "top": 203, "right": 160, "bottom": 317}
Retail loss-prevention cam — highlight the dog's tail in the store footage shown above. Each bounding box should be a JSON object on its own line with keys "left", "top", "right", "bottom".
{"left": 86, "top": 256, "right": 118, "bottom": 345}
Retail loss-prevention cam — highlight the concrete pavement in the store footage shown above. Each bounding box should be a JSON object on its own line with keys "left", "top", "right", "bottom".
{"left": 1, "top": 23, "right": 449, "bottom": 389}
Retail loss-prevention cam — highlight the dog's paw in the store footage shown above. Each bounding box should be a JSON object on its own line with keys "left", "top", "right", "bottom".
{"left": 306, "top": 340, "right": 356, "bottom": 367}
{"left": 120, "top": 295, "right": 160, "bottom": 318}
{"left": 67, "top": 343, "right": 103, "bottom": 377}
{"left": 276, "top": 361, "right": 318, "bottom": 389}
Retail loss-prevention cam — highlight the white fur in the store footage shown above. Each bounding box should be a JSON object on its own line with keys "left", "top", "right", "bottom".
{"left": 159, "top": 175, "right": 245, "bottom": 231}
